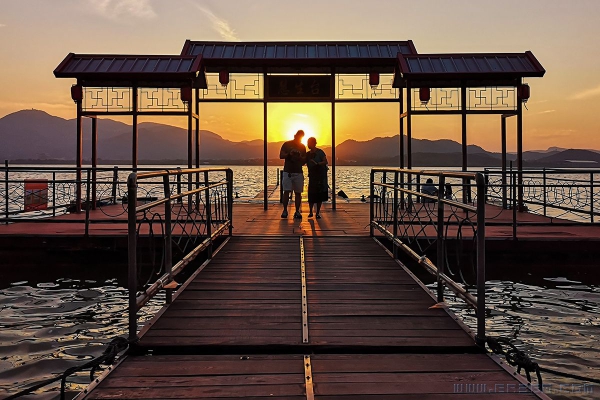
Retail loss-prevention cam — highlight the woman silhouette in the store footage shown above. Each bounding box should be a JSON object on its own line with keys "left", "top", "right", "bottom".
{"left": 306, "top": 137, "right": 328, "bottom": 218}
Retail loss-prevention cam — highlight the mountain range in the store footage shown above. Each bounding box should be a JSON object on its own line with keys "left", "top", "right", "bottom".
{"left": 1, "top": 109, "right": 599, "bottom": 168}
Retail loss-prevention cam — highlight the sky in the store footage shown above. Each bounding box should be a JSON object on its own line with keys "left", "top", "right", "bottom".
{"left": 1, "top": 0, "right": 600, "bottom": 151}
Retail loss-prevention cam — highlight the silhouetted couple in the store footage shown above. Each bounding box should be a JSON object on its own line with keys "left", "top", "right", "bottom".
{"left": 279, "top": 130, "right": 328, "bottom": 220}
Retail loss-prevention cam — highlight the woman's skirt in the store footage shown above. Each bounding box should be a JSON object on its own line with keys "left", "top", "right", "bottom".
{"left": 308, "top": 175, "right": 328, "bottom": 203}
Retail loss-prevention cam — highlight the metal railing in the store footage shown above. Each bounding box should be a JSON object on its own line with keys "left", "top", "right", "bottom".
{"left": 126, "top": 167, "right": 233, "bottom": 340}
{"left": 0, "top": 163, "right": 208, "bottom": 232}
{"left": 370, "top": 168, "right": 486, "bottom": 344}
{"left": 484, "top": 167, "right": 600, "bottom": 224}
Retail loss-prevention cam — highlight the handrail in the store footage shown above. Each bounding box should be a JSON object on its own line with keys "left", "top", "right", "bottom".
{"left": 483, "top": 167, "right": 599, "bottom": 226}
{"left": 0, "top": 164, "right": 214, "bottom": 227}
{"left": 370, "top": 168, "right": 486, "bottom": 345}
{"left": 126, "top": 167, "right": 234, "bottom": 341}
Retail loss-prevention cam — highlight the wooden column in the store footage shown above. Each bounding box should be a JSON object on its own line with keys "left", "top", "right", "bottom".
{"left": 195, "top": 89, "right": 200, "bottom": 169}
{"left": 461, "top": 84, "right": 468, "bottom": 203}
{"left": 76, "top": 100, "right": 83, "bottom": 212}
{"left": 331, "top": 73, "right": 337, "bottom": 211}
{"left": 517, "top": 94, "right": 524, "bottom": 210}
{"left": 263, "top": 73, "right": 268, "bottom": 210}
{"left": 132, "top": 86, "right": 138, "bottom": 171}
{"left": 501, "top": 115, "right": 508, "bottom": 209}
{"left": 91, "top": 117, "right": 98, "bottom": 210}
{"left": 406, "top": 83, "right": 412, "bottom": 169}
{"left": 399, "top": 88, "right": 404, "bottom": 169}
{"left": 461, "top": 84, "right": 468, "bottom": 172}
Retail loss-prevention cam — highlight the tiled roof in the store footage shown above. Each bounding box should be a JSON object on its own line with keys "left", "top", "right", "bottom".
{"left": 54, "top": 54, "right": 203, "bottom": 80}
{"left": 397, "top": 52, "right": 545, "bottom": 78}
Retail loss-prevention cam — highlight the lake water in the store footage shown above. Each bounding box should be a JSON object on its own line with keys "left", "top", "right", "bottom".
{"left": 1, "top": 165, "right": 599, "bottom": 399}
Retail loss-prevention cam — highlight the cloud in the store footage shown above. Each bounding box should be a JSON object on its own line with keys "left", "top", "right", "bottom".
{"left": 0, "top": 24, "right": 6, "bottom": 28}
{"left": 536, "top": 110, "right": 556, "bottom": 115}
{"left": 569, "top": 84, "right": 600, "bottom": 101}
{"left": 193, "top": 4, "right": 238, "bottom": 41}
{"left": 88, "top": 0, "right": 156, "bottom": 20}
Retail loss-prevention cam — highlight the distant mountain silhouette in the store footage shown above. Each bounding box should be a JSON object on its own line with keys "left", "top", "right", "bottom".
{"left": 1, "top": 109, "right": 598, "bottom": 168}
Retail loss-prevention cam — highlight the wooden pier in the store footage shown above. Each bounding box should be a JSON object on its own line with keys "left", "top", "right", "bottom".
{"left": 77, "top": 222, "right": 549, "bottom": 398}
{"left": 81, "top": 234, "right": 547, "bottom": 399}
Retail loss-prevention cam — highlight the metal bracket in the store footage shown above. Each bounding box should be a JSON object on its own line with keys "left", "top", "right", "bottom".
{"left": 300, "top": 236, "right": 309, "bottom": 344}
{"left": 304, "top": 355, "right": 314, "bottom": 400}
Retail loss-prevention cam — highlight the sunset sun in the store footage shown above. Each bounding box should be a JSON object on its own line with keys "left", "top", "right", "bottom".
{"left": 268, "top": 103, "right": 331, "bottom": 145}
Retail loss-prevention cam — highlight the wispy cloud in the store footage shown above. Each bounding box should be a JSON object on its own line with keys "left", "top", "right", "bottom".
{"left": 0, "top": 24, "right": 6, "bottom": 28}
{"left": 569, "top": 84, "right": 600, "bottom": 100}
{"left": 88, "top": 0, "right": 156, "bottom": 20}
{"left": 193, "top": 4, "right": 238, "bottom": 41}
{"left": 537, "top": 110, "right": 556, "bottom": 115}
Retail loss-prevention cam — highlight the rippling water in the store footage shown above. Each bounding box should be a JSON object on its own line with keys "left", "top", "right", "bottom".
{"left": 1, "top": 165, "right": 599, "bottom": 399}
{"left": 0, "top": 278, "right": 162, "bottom": 398}
{"left": 437, "top": 276, "right": 600, "bottom": 400}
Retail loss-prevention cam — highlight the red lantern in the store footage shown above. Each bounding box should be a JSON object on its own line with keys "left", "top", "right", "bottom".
{"left": 419, "top": 87, "right": 430, "bottom": 103}
{"left": 369, "top": 72, "right": 379, "bottom": 87}
{"left": 219, "top": 70, "right": 229, "bottom": 86}
{"left": 180, "top": 86, "right": 192, "bottom": 102}
{"left": 518, "top": 84, "right": 530, "bottom": 102}
{"left": 71, "top": 84, "right": 83, "bottom": 103}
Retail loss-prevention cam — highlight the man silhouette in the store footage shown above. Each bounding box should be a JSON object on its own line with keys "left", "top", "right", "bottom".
{"left": 279, "top": 130, "right": 307, "bottom": 219}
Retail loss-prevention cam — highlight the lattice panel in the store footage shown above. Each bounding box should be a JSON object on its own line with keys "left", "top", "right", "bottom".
{"left": 199, "top": 73, "right": 263, "bottom": 100}
{"left": 468, "top": 86, "right": 516, "bottom": 110}
{"left": 337, "top": 74, "right": 398, "bottom": 100}
{"left": 411, "top": 87, "right": 461, "bottom": 111}
{"left": 83, "top": 87, "right": 132, "bottom": 112}
{"left": 138, "top": 88, "right": 187, "bottom": 111}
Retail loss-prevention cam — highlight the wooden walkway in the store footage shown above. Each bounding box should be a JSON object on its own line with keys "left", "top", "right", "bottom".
{"left": 84, "top": 236, "right": 548, "bottom": 399}
{"left": 2, "top": 202, "right": 599, "bottom": 240}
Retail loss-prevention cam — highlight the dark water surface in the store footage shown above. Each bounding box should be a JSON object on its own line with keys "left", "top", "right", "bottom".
{"left": 1, "top": 270, "right": 598, "bottom": 399}
{"left": 0, "top": 275, "right": 162, "bottom": 398}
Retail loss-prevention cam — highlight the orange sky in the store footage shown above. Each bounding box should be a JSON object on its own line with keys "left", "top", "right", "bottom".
{"left": 1, "top": 0, "right": 600, "bottom": 151}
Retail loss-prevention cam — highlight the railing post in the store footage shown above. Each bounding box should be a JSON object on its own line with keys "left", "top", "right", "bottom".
{"left": 279, "top": 169, "right": 284, "bottom": 204}
{"left": 227, "top": 169, "right": 234, "bottom": 236}
{"left": 382, "top": 172, "right": 387, "bottom": 217}
{"left": 512, "top": 166, "right": 517, "bottom": 241}
{"left": 416, "top": 174, "right": 421, "bottom": 203}
{"left": 436, "top": 175, "right": 446, "bottom": 303}
{"left": 163, "top": 174, "right": 173, "bottom": 304}
{"left": 543, "top": 168, "right": 547, "bottom": 217}
{"left": 5, "top": 160, "right": 9, "bottom": 225}
{"left": 369, "top": 170, "right": 375, "bottom": 237}
{"left": 204, "top": 171, "right": 213, "bottom": 258}
{"left": 52, "top": 172, "right": 56, "bottom": 218}
{"left": 393, "top": 171, "right": 399, "bottom": 258}
{"left": 475, "top": 173, "right": 487, "bottom": 346}
{"left": 127, "top": 173, "right": 138, "bottom": 342}
{"left": 400, "top": 170, "right": 405, "bottom": 210}
{"left": 111, "top": 166, "right": 118, "bottom": 204}
{"left": 85, "top": 170, "right": 91, "bottom": 237}
{"left": 176, "top": 168, "right": 182, "bottom": 204}
{"left": 591, "top": 172, "right": 595, "bottom": 224}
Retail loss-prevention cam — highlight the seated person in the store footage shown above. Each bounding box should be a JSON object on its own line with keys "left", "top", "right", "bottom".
{"left": 421, "top": 178, "right": 438, "bottom": 203}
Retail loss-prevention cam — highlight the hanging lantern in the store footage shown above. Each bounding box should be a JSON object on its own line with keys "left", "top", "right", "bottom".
{"left": 70, "top": 84, "right": 83, "bottom": 103}
{"left": 219, "top": 70, "right": 229, "bottom": 86}
{"left": 180, "top": 86, "right": 192, "bottom": 102}
{"left": 419, "top": 87, "right": 430, "bottom": 104}
{"left": 518, "top": 84, "right": 530, "bottom": 103}
{"left": 369, "top": 72, "right": 379, "bottom": 88}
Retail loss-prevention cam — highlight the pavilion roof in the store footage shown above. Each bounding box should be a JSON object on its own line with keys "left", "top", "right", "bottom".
{"left": 397, "top": 52, "right": 546, "bottom": 80}
{"left": 180, "top": 40, "right": 418, "bottom": 73}
{"left": 53, "top": 54, "right": 206, "bottom": 87}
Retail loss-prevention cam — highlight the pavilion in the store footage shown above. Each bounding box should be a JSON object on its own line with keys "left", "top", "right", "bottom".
{"left": 54, "top": 40, "right": 545, "bottom": 211}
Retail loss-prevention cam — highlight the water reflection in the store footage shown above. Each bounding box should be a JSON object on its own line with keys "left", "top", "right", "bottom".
{"left": 0, "top": 278, "right": 161, "bottom": 397}
{"left": 439, "top": 276, "right": 600, "bottom": 400}
{"left": 1, "top": 267, "right": 599, "bottom": 399}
